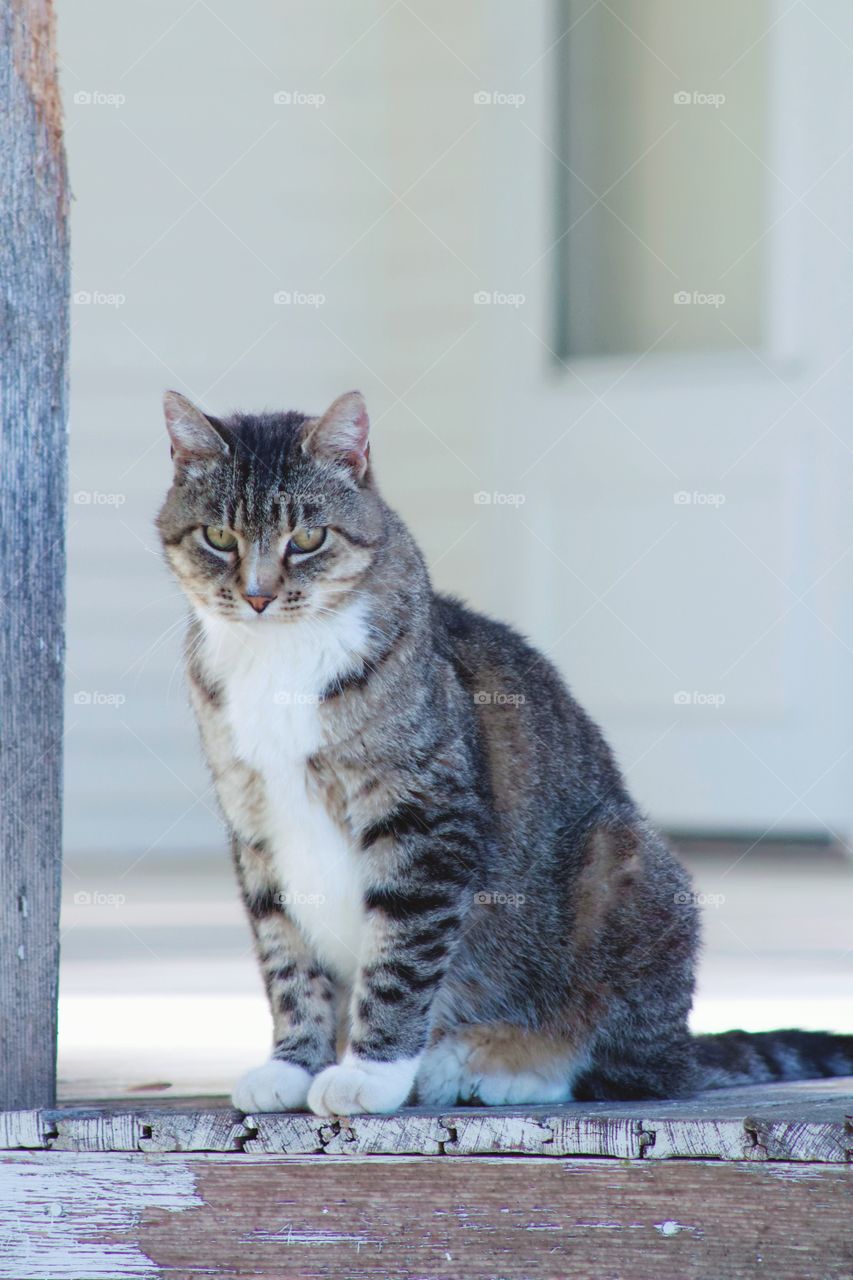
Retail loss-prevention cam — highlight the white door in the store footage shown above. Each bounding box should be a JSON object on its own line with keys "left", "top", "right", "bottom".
{"left": 479, "top": 0, "right": 853, "bottom": 838}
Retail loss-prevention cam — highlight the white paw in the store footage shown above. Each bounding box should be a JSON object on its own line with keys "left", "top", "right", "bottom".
{"left": 231, "top": 1059, "right": 313, "bottom": 1113}
{"left": 416, "top": 1037, "right": 576, "bottom": 1106}
{"left": 307, "top": 1053, "right": 419, "bottom": 1116}
{"left": 416, "top": 1038, "right": 472, "bottom": 1105}
{"left": 476, "top": 1069, "right": 572, "bottom": 1106}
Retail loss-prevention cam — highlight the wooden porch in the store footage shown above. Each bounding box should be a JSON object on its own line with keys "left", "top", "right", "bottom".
{"left": 2, "top": 1080, "right": 851, "bottom": 1278}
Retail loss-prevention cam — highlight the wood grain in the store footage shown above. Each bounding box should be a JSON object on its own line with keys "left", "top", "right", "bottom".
{"left": 2, "top": 1075, "right": 851, "bottom": 1160}
{"left": 0, "top": 0, "right": 69, "bottom": 1110}
{"left": 1, "top": 1152, "right": 850, "bottom": 1280}
{"left": 1, "top": 1075, "right": 850, "bottom": 1167}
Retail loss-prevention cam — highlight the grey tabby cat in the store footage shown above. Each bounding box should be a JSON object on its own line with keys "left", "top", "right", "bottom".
{"left": 157, "top": 388, "right": 853, "bottom": 1116}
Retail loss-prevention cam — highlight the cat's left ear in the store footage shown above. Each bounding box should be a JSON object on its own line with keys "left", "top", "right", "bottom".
{"left": 302, "top": 390, "right": 370, "bottom": 482}
{"left": 163, "top": 390, "right": 229, "bottom": 464}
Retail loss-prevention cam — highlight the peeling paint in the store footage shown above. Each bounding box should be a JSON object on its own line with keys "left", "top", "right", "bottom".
{"left": 0, "top": 1153, "right": 202, "bottom": 1279}
{"left": 244, "top": 1224, "right": 379, "bottom": 1249}
{"left": 655, "top": 1219, "right": 698, "bottom": 1237}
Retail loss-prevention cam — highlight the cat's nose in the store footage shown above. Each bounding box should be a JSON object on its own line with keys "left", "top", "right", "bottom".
{"left": 244, "top": 592, "right": 276, "bottom": 614}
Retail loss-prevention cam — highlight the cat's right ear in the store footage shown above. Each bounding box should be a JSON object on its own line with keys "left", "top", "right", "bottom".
{"left": 163, "top": 391, "right": 229, "bottom": 465}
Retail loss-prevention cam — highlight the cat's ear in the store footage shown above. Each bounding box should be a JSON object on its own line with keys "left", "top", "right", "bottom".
{"left": 302, "top": 390, "right": 370, "bottom": 481}
{"left": 163, "top": 391, "right": 229, "bottom": 464}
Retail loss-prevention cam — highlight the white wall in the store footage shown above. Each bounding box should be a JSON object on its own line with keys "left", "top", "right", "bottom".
{"left": 59, "top": 0, "right": 853, "bottom": 856}
{"left": 59, "top": 0, "right": 505, "bottom": 855}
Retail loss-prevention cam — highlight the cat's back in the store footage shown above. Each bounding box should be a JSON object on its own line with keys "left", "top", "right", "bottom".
{"left": 434, "top": 592, "right": 591, "bottom": 731}
{"left": 431, "top": 592, "right": 630, "bottom": 814}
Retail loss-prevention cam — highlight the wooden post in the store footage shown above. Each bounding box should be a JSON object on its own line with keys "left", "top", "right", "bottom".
{"left": 0, "top": 0, "right": 69, "bottom": 1109}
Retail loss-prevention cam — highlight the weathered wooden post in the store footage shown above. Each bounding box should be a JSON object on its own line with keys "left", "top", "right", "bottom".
{"left": 0, "top": 0, "right": 69, "bottom": 1109}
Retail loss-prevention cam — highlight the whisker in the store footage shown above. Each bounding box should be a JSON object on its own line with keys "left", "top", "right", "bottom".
{"left": 122, "top": 614, "right": 188, "bottom": 681}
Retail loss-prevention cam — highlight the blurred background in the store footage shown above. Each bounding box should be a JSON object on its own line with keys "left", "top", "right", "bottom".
{"left": 56, "top": 0, "right": 853, "bottom": 1096}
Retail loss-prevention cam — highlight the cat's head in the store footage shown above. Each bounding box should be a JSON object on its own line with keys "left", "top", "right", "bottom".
{"left": 156, "top": 390, "right": 384, "bottom": 623}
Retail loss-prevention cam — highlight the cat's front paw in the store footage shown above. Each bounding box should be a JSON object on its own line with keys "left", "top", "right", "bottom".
{"left": 307, "top": 1053, "right": 419, "bottom": 1116}
{"left": 232, "top": 1059, "right": 313, "bottom": 1113}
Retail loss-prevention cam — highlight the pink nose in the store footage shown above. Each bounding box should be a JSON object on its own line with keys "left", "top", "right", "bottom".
{"left": 244, "top": 593, "right": 275, "bottom": 614}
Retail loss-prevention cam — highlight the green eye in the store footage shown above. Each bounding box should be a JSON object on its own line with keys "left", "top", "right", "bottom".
{"left": 204, "top": 526, "right": 238, "bottom": 552}
{"left": 289, "top": 526, "right": 327, "bottom": 554}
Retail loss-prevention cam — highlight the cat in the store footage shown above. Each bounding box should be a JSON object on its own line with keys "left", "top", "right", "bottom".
{"left": 157, "top": 387, "right": 853, "bottom": 1116}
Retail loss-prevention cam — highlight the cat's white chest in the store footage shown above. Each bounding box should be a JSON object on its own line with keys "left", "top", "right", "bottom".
{"left": 198, "top": 605, "right": 368, "bottom": 980}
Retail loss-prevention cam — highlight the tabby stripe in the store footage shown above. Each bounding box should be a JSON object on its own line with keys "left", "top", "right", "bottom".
{"left": 269, "top": 964, "right": 297, "bottom": 983}
{"left": 370, "top": 959, "right": 448, "bottom": 991}
{"left": 363, "top": 821, "right": 480, "bottom": 885}
{"left": 272, "top": 1034, "right": 315, "bottom": 1063}
{"left": 161, "top": 522, "right": 198, "bottom": 547}
{"left": 407, "top": 923, "right": 453, "bottom": 949}
{"left": 187, "top": 664, "right": 223, "bottom": 707}
{"left": 321, "top": 623, "right": 407, "bottom": 701}
{"left": 359, "top": 985, "right": 408, "bottom": 1010}
{"left": 245, "top": 885, "right": 281, "bottom": 919}
{"left": 361, "top": 800, "right": 430, "bottom": 847}
{"left": 323, "top": 665, "right": 371, "bottom": 699}
{"left": 341, "top": 527, "right": 382, "bottom": 549}
{"left": 419, "top": 912, "right": 463, "bottom": 936}
{"left": 363, "top": 886, "right": 458, "bottom": 920}
{"left": 417, "top": 843, "right": 479, "bottom": 883}
{"left": 411, "top": 941, "right": 448, "bottom": 965}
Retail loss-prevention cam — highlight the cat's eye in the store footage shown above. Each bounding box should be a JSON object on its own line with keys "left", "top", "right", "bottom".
{"left": 289, "top": 526, "right": 327, "bottom": 554}
{"left": 203, "top": 526, "right": 238, "bottom": 552}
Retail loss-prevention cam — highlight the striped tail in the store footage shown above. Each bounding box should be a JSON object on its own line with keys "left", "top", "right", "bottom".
{"left": 695, "top": 1028, "right": 853, "bottom": 1089}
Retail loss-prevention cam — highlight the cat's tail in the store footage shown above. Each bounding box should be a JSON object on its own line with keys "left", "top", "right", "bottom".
{"left": 694, "top": 1028, "right": 853, "bottom": 1089}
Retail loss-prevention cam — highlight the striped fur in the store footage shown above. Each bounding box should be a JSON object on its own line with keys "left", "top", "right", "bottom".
{"left": 157, "top": 389, "right": 853, "bottom": 1115}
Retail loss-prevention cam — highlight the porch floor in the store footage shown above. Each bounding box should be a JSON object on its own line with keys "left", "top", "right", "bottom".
{"left": 56, "top": 838, "right": 853, "bottom": 1100}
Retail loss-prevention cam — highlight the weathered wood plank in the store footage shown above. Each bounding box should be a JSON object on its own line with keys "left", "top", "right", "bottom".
{"left": 442, "top": 1110, "right": 644, "bottom": 1157}
{"left": 317, "top": 1112, "right": 449, "bottom": 1156}
{"left": 50, "top": 1112, "right": 145, "bottom": 1153}
{"left": 43, "top": 1108, "right": 252, "bottom": 1155}
{"left": 0, "top": 1153, "right": 850, "bottom": 1280}
{"left": 0, "top": 1111, "right": 54, "bottom": 1150}
{"left": 0, "top": 0, "right": 69, "bottom": 1111}
{"left": 137, "top": 1111, "right": 252, "bottom": 1154}
{"left": 2, "top": 1078, "right": 851, "bottom": 1161}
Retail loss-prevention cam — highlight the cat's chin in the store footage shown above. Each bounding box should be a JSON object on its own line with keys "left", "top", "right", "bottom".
{"left": 192, "top": 602, "right": 293, "bottom": 626}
